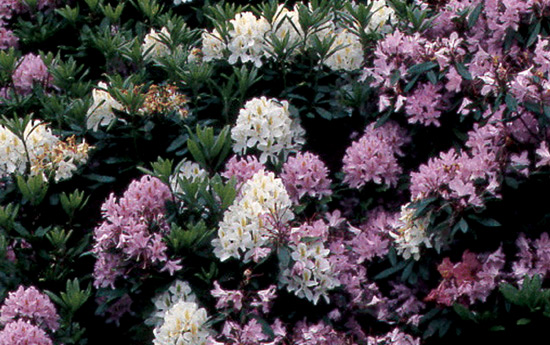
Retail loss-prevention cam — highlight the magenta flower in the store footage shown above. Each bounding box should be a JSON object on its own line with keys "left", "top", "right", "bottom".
{"left": 221, "top": 155, "right": 265, "bottom": 187}
{"left": 92, "top": 175, "right": 176, "bottom": 289}
{"left": 0, "top": 320, "right": 53, "bottom": 345}
{"left": 426, "top": 247, "right": 505, "bottom": 306}
{"left": 0, "top": 27, "right": 17, "bottom": 50}
{"left": 210, "top": 281, "right": 243, "bottom": 311}
{"left": 536, "top": 141, "right": 550, "bottom": 168}
{"left": 342, "top": 121, "right": 409, "bottom": 189}
{"left": 292, "top": 320, "right": 357, "bottom": 345}
{"left": 511, "top": 232, "right": 550, "bottom": 284}
{"left": 367, "top": 328, "right": 420, "bottom": 345}
{"left": 350, "top": 208, "right": 394, "bottom": 264}
{"left": 11, "top": 53, "right": 52, "bottom": 95}
{"left": 0, "top": 286, "right": 59, "bottom": 332}
{"left": 404, "top": 82, "right": 443, "bottom": 127}
{"left": 281, "top": 151, "right": 332, "bottom": 203}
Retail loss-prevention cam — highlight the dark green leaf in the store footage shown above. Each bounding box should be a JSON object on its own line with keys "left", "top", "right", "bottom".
{"left": 407, "top": 61, "right": 438, "bottom": 76}
{"left": 468, "top": 3, "right": 483, "bottom": 29}
{"left": 83, "top": 174, "right": 116, "bottom": 183}
{"left": 455, "top": 62, "right": 472, "bottom": 81}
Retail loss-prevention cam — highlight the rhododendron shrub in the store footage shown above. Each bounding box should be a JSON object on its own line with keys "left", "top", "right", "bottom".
{"left": 2, "top": 0, "right": 550, "bottom": 344}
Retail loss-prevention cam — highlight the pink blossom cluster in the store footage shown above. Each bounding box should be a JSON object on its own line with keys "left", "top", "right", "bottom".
{"left": 385, "top": 283, "right": 425, "bottom": 326}
{"left": 367, "top": 328, "right": 420, "bottom": 345}
{"left": 342, "top": 121, "right": 409, "bottom": 189}
{"left": 363, "top": 29, "right": 466, "bottom": 125}
{"left": 11, "top": 53, "right": 52, "bottom": 95}
{"left": 536, "top": 141, "right": 550, "bottom": 167}
{"left": 221, "top": 154, "right": 265, "bottom": 187}
{"left": 511, "top": 232, "right": 550, "bottom": 284}
{"left": 410, "top": 109, "right": 508, "bottom": 208}
{"left": 349, "top": 208, "right": 394, "bottom": 264}
{"left": 210, "top": 318, "right": 286, "bottom": 345}
{"left": 327, "top": 211, "right": 389, "bottom": 312}
{"left": 425, "top": 247, "right": 505, "bottom": 306}
{"left": 291, "top": 320, "right": 357, "bottom": 345}
{"left": 0, "top": 286, "right": 59, "bottom": 345}
{"left": 0, "top": 319, "right": 53, "bottom": 345}
{"left": 0, "top": 286, "right": 59, "bottom": 331}
{"left": 211, "top": 282, "right": 277, "bottom": 314}
{"left": 92, "top": 175, "right": 179, "bottom": 289}
{"left": 281, "top": 152, "right": 332, "bottom": 203}
{"left": 0, "top": 27, "right": 17, "bottom": 49}
{"left": 404, "top": 82, "right": 444, "bottom": 127}
{"left": 0, "top": 0, "right": 19, "bottom": 65}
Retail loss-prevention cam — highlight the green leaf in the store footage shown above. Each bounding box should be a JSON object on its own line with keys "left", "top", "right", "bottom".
{"left": 517, "top": 318, "right": 531, "bottom": 326}
{"left": 374, "top": 260, "right": 407, "bottom": 280}
{"left": 468, "top": 3, "right": 483, "bottom": 29}
{"left": 407, "top": 61, "right": 438, "bottom": 76}
{"left": 401, "top": 260, "right": 414, "bottom": 281}
{"left": 458, "top": 218, "right": 468, "bottom": 233}
{"left": 455, "top": 62, "right": 472, "bottom": 81}
{"left": 500, "top": 283, "right": 520, "bottom": 305}
{"left": 84, "top": 174, "right": 116, "bottom": 183}
{"left": 505, "top": 93, "right": 518, "bottom": 112}
{"left": 187, "top": 139, "right": 206, "bottom": 167}
{"left": 453, "top": 304, "right": 477, "bottom": 323}
{"left": 477, "top": 218, "right": 501, "bottom": 227}
{"left": 468, "top": 214, "right": 501, "bottom": 227}
{"left": 526, "top": 21, "right": 541, "bottom": 48}
{"left": 315, "top": 107, "right": 333, "bottom": 120}
{"left": 278, "top": 246, "right": 291, "bottom": 268}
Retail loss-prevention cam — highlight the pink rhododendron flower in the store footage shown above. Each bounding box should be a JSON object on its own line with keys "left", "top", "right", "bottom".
{"left": 221, "top": 154, "right": 265, "bottom": 187}
{"left": 342, "top": 121, "right": 409, "bottom": 189}
{"left": 0, "top": 320, "right": 53, "bottom": 345}
{"left": 281, "top": 152, "right": 332, "bottom": 203}
{"left": 11, "top": 53, "right": 52, "bottom": 95}
{"left": 92, "top": 175, "right": 175, "bottom": 289}
{"left": 0, "top": 286, "right": 59, "bottom": 331}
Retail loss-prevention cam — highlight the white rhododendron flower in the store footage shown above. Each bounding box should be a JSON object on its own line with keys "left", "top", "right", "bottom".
{"left": 170, "top": 159, "right": 208, "bottom": 192}
{"left": 142, "top": 27, "right": 171, "bottom": 60}
{"left": 323, "top": 29, "right": 364, "bottom": 71}
{"left": 266, "top": 5, "right": 303, "bottom": 58}
{"left": 86, "top": 82, "right": 124, "bottom": 131}
{"left": 0, "top": 120, "right": 89, "bottom": 181}
{"left": 201, "top": 29, "right": 225, "bottom": 62}
{"left": 212, "top": 170, "right": 294, "bottom": 262}
{"left": 231, "top": 96, "right": 304, "bottom": 164}
{"left": 227, "top": 11, "right": 270, "bottom": 67}
{"left": 153, "top": 300, "right": 210, "bottom": 345}
{"left": 280, "top": 240, "right": 340, "bottom": 305}
{"left": 367, "top": 0, "right": 395, "bottom": 31}
{"left": 147, "top": 280, "right": 197, "bottom": 327}
{"left": 390, "top": 202, "right": 433, "bottom": 260}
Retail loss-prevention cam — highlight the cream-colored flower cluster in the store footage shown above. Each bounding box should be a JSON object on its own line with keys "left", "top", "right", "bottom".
{"left": 152, "top": 299, "right": 210, "bottom": 345}
{"left": 212, "top": 170, "right": 294, "bottom": 263}
{"left": 268, "top": 5, "right": 303, "bottom": 57}
{"left": 0, "top": 120, "right": 89, "bottom": 182}
{"left": 231, "top": 96, "right": 304, "bottom": 164}
{"left": 228, "top": 12, "right": 271, "bottom": 67}
{"left": 202, "top": 11, "right": 270, "bottom": 67}
{"left": 142, "top": 27, "right": 171, "bottom": 60}
{"left": 200, "top": 4, "right": 369, "bottom": 71}
{"left": 170, "top": 159, "right": 208, "bottom": 192}
{"left": 323, "top": 29, "right": 364, "bottom": 71}
{"left": 147, "top": 280, "right": 198, "bottom": 327}
{"left": 280, "top": 240, "right": 340, "bottom": 305}
{"left": 86, "top": 82, "right": 124, "bottom": 131}
{"left": 389, "top": 202, "right": 433, "bottom": 261}
{"left": 365, "top": 0, "right": 395, "bottom": 31}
